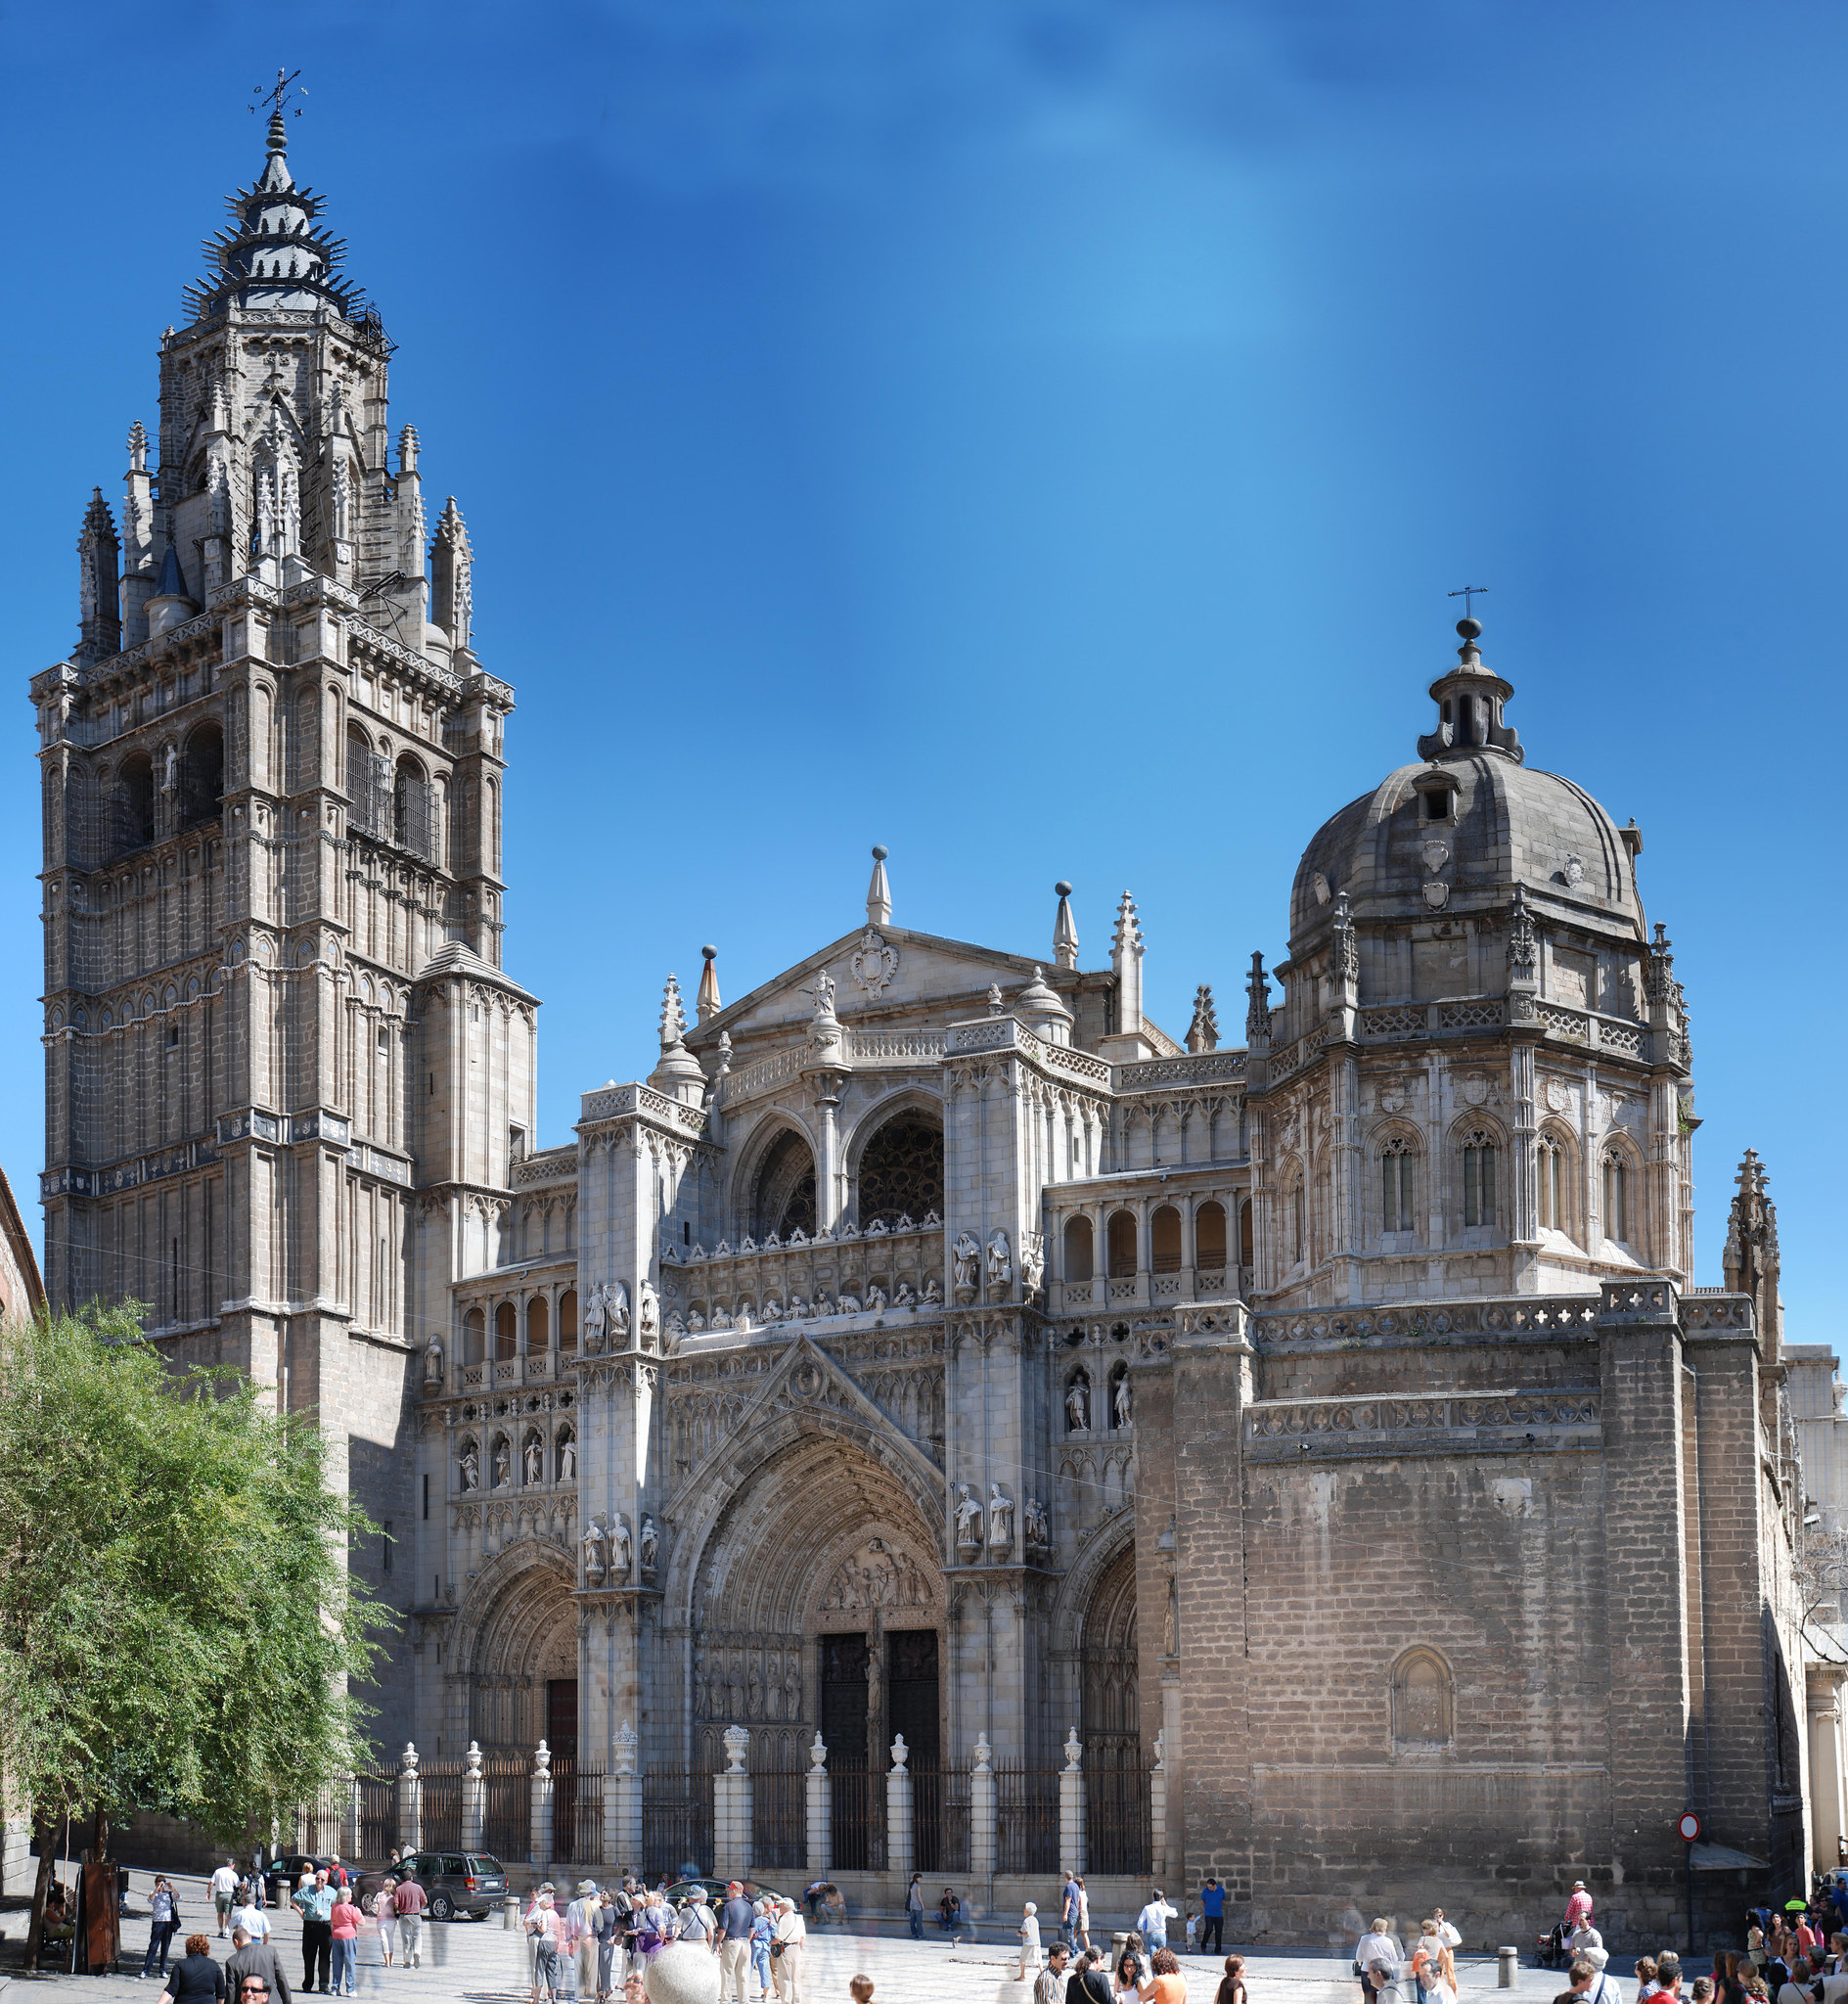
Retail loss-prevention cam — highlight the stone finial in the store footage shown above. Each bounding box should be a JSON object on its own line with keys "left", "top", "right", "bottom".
{"left": 399, "top": 424, "right": 420, "bottom": 474}
{"left": 890, "top": 1733, "right": 910, "bottom": 1772}
{"left": 697, "top": 945, "right": 721, "bottom": 1024}
{"left": 1062, "top": 1728, "right": 1082, "bottom": 1773}
{"left": 867, "top": 845, "right": 891, "bottom": 928}
{"left": 1151, "top": 1728, "right": 1165, "bottom": 1772}
{"left": 466, "top": 1740, "right": 483, "bottom": 1778}
{"left": 534, "top": 1738, "right": 551, "bottom": 1777}
{"left": 658, "top": 974, "right": 687, "bottom": 1050}
{"left": 1244, "top": 951, "right": 1272, "bottom": 1044}
{"left": 986, "top": 982, "right": 1005, "bottom": 1015}
{"left": 972, "top": 1732, "right": 993, "bottom": 1774}
{"left": 1186, "top": 984, "right": 1218, "bottom": 1055}
{"left": 613, "top": 1721, "right": 638, "bottom": 1777}
{"left": 1053, "top": 882, "right": 1079, "bottom": 972}
{"left": 401, "top": 1740, "right": 420, "bottom": 1776}
{"left": 722, "top": 1724, "right": 749, "bottom": 1774}
{"left": 430, "top": 496, "right": 473, "bottom": 652}
{"left": 127, "top": 421, "right": 149, "bottom": 474}
{"left": 808, "top": 1732, "right": 829, "bottom": 1772}
{"left": 1111, "top": 891, "right": 1145, "bottom": 1030}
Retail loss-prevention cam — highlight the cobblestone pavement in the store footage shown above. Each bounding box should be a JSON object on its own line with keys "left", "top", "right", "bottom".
{"left": 1, "top": 1873, "right": 1630, "bottom": 2004}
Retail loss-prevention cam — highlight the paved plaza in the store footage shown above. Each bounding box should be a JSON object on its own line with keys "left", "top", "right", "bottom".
{"left": 0, "top": 1872, "right": 1633, "bottom": 2004}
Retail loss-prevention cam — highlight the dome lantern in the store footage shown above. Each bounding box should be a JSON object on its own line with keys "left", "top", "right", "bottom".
{"left": 1417, "top": 617, "right": 1523, "bottom": 768}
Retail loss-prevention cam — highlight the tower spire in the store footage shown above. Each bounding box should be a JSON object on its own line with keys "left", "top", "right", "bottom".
{"left": 76, "top": 488, "right": 120, "bottom": 665}
{"left": 866, "top": 845, "right": 891, "bottom": 928}
{"left": 1053, "top": 882, "right": 1079, "bottom": 972}
{"left": 697, "top": 946, "right": 721, "bottom": 1024}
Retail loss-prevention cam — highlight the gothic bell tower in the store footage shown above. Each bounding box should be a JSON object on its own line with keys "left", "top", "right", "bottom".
{"left": 30, "top": 89, "right": 535, "bottom": 1739}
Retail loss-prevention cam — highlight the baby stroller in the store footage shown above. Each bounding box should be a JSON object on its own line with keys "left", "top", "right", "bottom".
{"left": 1537, "top": 1924, "right": 1570, "bottom": 1971}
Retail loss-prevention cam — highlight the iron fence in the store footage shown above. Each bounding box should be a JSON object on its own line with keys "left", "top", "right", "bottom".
{"left": 302, "top": 1785, "right": 344, "bottom": 1858}
{"left": 644, "top": 1774, "right": 713, "bottom": 1882}
{"left": 910, "top": 1767, "right": 969, "bottom": 1875}
{"left": 355, "top": 1771, "right": 396, "bottom": 1864}
{"left": 555, "top": 1762, "right": 606, "bottom": 1863}
{"left": 995, "top": 1762, "right": 1059, "bottom": 1877}
{"left": 482, "top": 1753, "right": 532, "bottom": 1864}
{"left": 750, "top": 1768, "right": 805, "bottom": 1874}
{"left": 1084, "top": 1761, "right": 1152, "bottom": 1877}
{"left": 830, "top": 1767, "right": 886, "bottom": 1874}
{"left": 419, "top": 1760, "right": 467, "bottom": 1853}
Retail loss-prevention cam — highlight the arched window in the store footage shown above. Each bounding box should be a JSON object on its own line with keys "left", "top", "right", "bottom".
{"left": 526, "top": 1294, "right": 550, "bottom": 1355}
{"left": 1239, "top": 1199, "right": 1253, "bottom": 1269}
{"left": 559, "top": 1289, "right": 578, "bottom": 1353}
{"left": 857, "top": 1111, "right": 944, "bottom": 1227}
{"left": 346, "top": 724, "right": 386, "bottom": 838}
{"left": 1381, "top": 1137, "right": 1416, "bottom": 1234}
{"left": 179, "top": 722, "right": 223, "bottom": 830}
{"left": 1390, "top": 1647, "right": 1453, "bottom": 1750}
{"left": 1461, "top": 1130, "right": 1496, "bottom": 1229}
{"left": 463, "top": 1305, "right": 485, "bottom": 1365}
{"left": 1284, "top": 1170, "right": 1306, "bottom": 1266}
{"left": 115, "top": 752, "right": 155, "bottom": 852}
{"left": 1603, "top": 1149, "right": 1632, "bottom": 1245}
{"left": 1150, "top": 1206, "right": 1182, "bottom": 1273}
{"left": 1105, "top": 1210, "right": 1138, "bottom": 1279}
{"left": 393, "top": 753, "right": 432, "bottom": 859}
{"left": 1194, "top": 1201, "right": 1227, "bottom": 1271}
{"left": 1063, "top": 1216, "right": 1094, "bottom": 1284}
{"left": 1537, "top": 1135, "right": 1566, "bottom": 1232}
{"left": 494, "top": 1301, "right": 517, "bottom": 1362}
{"left": 753, "top": 1128, "right": 818, "bottom": 1241}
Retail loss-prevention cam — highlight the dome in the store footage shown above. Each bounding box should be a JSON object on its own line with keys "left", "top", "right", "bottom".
{"left": 1288, "top": 624, "right": 1644, "bottom": 953}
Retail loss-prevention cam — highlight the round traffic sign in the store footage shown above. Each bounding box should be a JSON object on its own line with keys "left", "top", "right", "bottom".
{"left": 1679, "top": 1810, "right": 1703, "bottom": 1843}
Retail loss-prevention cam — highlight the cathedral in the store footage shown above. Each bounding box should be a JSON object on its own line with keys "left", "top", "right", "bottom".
{"left": 32, "top": 105, "right": 1820, "bottom": 1944}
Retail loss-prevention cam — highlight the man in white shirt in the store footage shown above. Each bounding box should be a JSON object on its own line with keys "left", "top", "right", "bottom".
{"left": 1567, "top": 1922, "right": 1609, "bottom": 1973}
{"left": 771, "top": 1898, "right": 806, "bottom": 2004}
{"left": 232, "top": 1894, "right": 271, "bottom": 1945}
{"left": 1136, "top": 1892, "right": 1178, "bottom": 1953}
{"left": 211, "top": 1862, "right": 242, "bottom": 1938}
{"left": 1355, "top": 1920, "right": 1403, "bottom": 1981}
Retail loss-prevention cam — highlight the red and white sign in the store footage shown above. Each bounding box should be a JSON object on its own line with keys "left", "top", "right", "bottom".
{"left": 1678, "top": 1811, "right": 1703, "bottom": 1843}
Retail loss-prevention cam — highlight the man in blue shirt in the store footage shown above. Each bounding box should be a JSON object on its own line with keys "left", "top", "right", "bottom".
{"left": 719, "top": 1883, "right": 756, "bottom": 2004}
{"left": 1198, "top": 1879, "right": 1225, "bottom": 1956}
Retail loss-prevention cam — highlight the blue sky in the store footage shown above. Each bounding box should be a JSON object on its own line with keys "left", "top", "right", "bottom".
{"left": 2, "top": 1, "right": 1843, "bottom": 1329}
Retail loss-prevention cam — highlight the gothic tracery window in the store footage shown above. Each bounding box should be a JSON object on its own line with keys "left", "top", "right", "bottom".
{"left": 1380, "top": 1136, "right": 1416, "bottom": 1234}
{"left": 857, "top": 1113, "right": 944, "bottom": 1229}
{"left": 1538, "top": 1135, "right": 1566, "bottom": 1232}
{"left": 1602, "top": 1149, "right": 1631, "bottom": 1244}
{"left": 1461, "top": 1130, "right": 1497, "bottom": 1229}
{"left": 1390, "top": 1647, "right": 1453, "bottom": 1751}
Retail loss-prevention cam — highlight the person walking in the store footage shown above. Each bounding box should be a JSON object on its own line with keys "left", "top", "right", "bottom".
{"left": 593, "top": 1890, "right": 623, "bottom": 2004}
{"left": 1070, "top": 1949, "right": 1113, "bottom": 2004}
{"left": 250, "top": 1851, "right": 268, "bottom": 1910}
{"left": 227, "top": 1936, "right": 293, "bottom": 2004}
{"left": 293, "top": 1872, "right": 336, "bottom": 1997}
{"left": 719, "top": 1883, "right": 755, "bottom": 2004}
{"left": 212, "top": 1864, "right": 242, "bottom": 1939}
{"left": 1215, "top": 1957, "right": 1247, "bottom": 2004}
{"left": 1137, "top": 1893, "right": 1178, "bottom": 1956}
{"left": 770, "top": 1897, "right": 806, "bottom": 2004}
{"left": 1074, "top": 1879, "right": 1092, "bottom": 1953}
{"left": 1198, "top": 1880, "right": 1225, "bottom": 1958}
{"left": 748, "top": 1900, "right": 775, "bottom": 2004}
{"left": 392, "top": 1874, "right": 427, "bottom": 1971}
{"left": 329, "top": 1886, "right": 361, "bottom": 1997}
{"left": 144, "top": 1876, "right": 183, "bottom": 1980}
{"left": 1061, "top": 1876, "right": 1080, "bottom": 1953}
{"left": 908, "top": 1876, "right": 925, "bottom": 1942}
{"left": 158, "top": 1935, "right": 228, "bottom": 2004}
{"left": 1039, "top": 1944, "right": 1072, "bottom": 2004}
{"left": 525, "top": 1889, "right": 564, "bottom": 2004}
{"left": 569, "top": 1883, "right": 604, "bottom": 1997}
{"left": 1355, "top": 1920, "right": 1402, "bottom": 1983}
{"left": 232, "top": 1889, "right": 270, "bottom": 1947}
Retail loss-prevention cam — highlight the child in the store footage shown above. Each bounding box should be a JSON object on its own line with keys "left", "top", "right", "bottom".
{"left": 1691, "top": 1982, "right": 1714, "bottom": 2004}
{"left": 1186, "top": 1914, "right": 1199, "bottom": 1954}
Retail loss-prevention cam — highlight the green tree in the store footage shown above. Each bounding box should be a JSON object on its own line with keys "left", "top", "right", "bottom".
{"left": 0, "top": 1304, "right": 388, "bottom": 1963}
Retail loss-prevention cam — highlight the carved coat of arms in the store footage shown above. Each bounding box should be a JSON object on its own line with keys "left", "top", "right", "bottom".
{"left": 850, "top": 928, "right": 899, "bottom": 997}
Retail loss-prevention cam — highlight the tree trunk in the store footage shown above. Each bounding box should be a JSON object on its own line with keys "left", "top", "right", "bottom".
{"left": 24, "top": 1808, "right": 55, "bottom": 1969}
{"left": 82, "top": 1802, "right": 118, "bottom": 1975}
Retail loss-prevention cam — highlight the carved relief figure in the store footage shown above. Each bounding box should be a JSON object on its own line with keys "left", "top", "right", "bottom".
{"left": 953, "top": 1234, "right": 981, "bottom": 1295}
{"left": 987, "top": 1482, "right": 1014, "bottom": 1549}
{"left": 1019, "top": 1232, "right": 1044, "bottom": 1298}
{"left": 1024, "top": 1497, "right": 1050, "bottom": 1552}
{"left": 955, "top": 1484, "right": 983, "bottom": 1547}
{"left": 922, "top": 1274, "right": 942, "bottom": 1305}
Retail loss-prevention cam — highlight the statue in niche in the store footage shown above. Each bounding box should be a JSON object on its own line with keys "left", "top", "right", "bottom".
{"left": 639, "top": 1514, "right": 659, "bottom": 1573}
{"left": 922, "top": 1274, "right": 942, "bottom": 1306}
{"left": 523, "top": 1436, "right": 544, "bottom": 1484}
{"left": 747, "top": 1662, "right": 762, "bottom": 1719}
{"left": 837, "top": 1294, "right": 861, "bottom": 1316}
{"left": 581, "top": 1520, "right": 607, "bottom": 1584}
{"left": 955, "top": 1483, "right": 983, "bottom": 1549}
{"left": 986, "top": 1230, "right": 1013, "bottom": 1291}
{"left": 612, "top": 1513, "right": 634, "bottom": 1576}
{"left": 953, "top": 1234, "right": 980, "bottom": 1297}
{"left": 161, "top": 743, "right": 179, "bottom": 794}
{"left": 639, "top": 1282, "right": 659, "bottom": 1344}
{"left": 693, "top": 1647, "right": 708, "bottom": 1716}
{"left": 424, "top": 1336, "right": 444, "bottom": 1389}
{"left": 727, "top": 1660, "right": 743, "bottom": 1717}
{"left": 1024, "top": 1497, "right": 1050, "bottom": 1553}
{"left": 1113, "top": 1371, "right": 1133, "bottom": 1430}
{"left": 1066, "top": 1373, "right": 1090, "bottom": 1434}
{"left": 1162, "top": 1582, "right": 1177, "bottom": 1658}
{"left": 492, "top": 1439, "right": 511, "bottom": 1488}
{"left": 557, "top": 1434, "right": 576, "bottom": 1481}
{"left": 866, "top": 1639, "right": 882, "bottom": 1727}
{"left": 866, "top": 1286, "right": 887, "bottom": 1313}
{"left": 904, "top": 1555, "right": 926, "bottom": 1605}
{"left": 894, "top": 1282, "right": 916, "bottom": 1309}
{"left": 988, "top": 1482, "right": 1014, "bottom": 1550}
{"left": 784, "top": 1659, "right": 802, "bottom": 1719}
{"left": 1019, "top": 1232, "right": 1044, "bottom": 1298}
{"left": 584, "top": 1287, "right": 608, "bottom": 1351}
{"left": 787, "top": 1293, "right": 809, "bottom": 1319}
{"left": 607, "top": 1280, "right": 631, "bottom": 1342}
{"left": 767, "top": 1658, "right": 783, "bottom": 1720}
{"left": 459, "top": 1442, "right": 479, "bottom": 1491}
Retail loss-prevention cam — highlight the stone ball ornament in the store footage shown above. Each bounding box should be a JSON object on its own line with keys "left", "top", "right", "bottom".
{"left": 647, "top": 1944, "right": 722, "bottom": 2004}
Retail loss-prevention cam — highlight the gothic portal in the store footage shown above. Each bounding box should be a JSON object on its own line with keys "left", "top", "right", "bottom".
{"left": 33, "top": 106, "right": 1816, "bottom": 1946}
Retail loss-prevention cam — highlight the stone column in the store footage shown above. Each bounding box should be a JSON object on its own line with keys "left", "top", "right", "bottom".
{"left": 886, "top": 1736, "right": 914, "bottom": 1886}
{"left": 397, "top": 1743, "right": 423, "bottom": 1855}
{"left": 530, "top": 1741, "right": 555, "bottom": 1874}
{"left": 462, "top": 1742, "right": 486, "bottom": 1853}
{"left": 1149, "top": 1731, "right": 1168, "bottom": 1884}
{"left": 607, "top": 1721, "right": 642, "bottom": 1877}
{"left": 714, "top": 1726, "right": 752, "bottom": 1881}
{"left": 1810, "top": 1671, "right": 1847, "bottom": 1872}
{"left": 805, "top": 1735, "right": 832, "bottom": 1877}
{"left": 1058, "top": 1729, "right": 1085, "bottom": 1877}
{"left": 969, "top": 1734, "right": 997, "bottom": 1885}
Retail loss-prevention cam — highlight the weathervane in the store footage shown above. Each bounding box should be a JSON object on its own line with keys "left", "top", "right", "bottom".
{"left": 1447, "top": 584, "right": 1489, "bottom": 619}
{"left": 249, "top": 68, "right": 307, "bottom": 119}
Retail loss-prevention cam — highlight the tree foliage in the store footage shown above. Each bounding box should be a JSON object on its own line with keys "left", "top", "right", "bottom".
{"left": 0, "top": 1303, "right": 388, "bottom": 1846}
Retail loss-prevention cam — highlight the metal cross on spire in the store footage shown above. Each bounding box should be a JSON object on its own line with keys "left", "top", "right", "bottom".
{"left": 249, "top": 68, "right": 307, "bottom": 118}
{"left": 1447, "top": 585, "right": 1489, "bottom": 619}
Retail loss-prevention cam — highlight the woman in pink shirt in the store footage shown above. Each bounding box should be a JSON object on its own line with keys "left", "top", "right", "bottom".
{"left": 330, "top": 1889, "right": 362, "bottom": 1997}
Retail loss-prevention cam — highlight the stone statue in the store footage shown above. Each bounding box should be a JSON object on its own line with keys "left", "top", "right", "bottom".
{"left": 922, "top": 1273, "right": 942, "bottom": 1305}
{"left": 523, "top": 1437, "right": 544, "bottom": 1484}
{"left": 987, "top": 1482, "right": 1014, "bottom": 1549}
{"left": 423, "top": 1335, "right": 444, "bottom": 1389}
{"left": 784, "top": 1660, "right": 801, "bottom": 1718}
{"left": 693, "top": 1648, "right": 708, "bottom": 1716}
{"left": 607, "top": 1280, "right": 631, "bottom": 1342}
{"left": 557, "top": 1434, "right": 576, "bottom": 1481}
{"left": 986, "top": 1229, "right": 1013, "bottom": 1291}
{"left": 953, "top": 1233, "right": 981, "bottom": 1296}
{"left": 1113, "top": 1370, "right": 1133, "bottom": 1430}
{"left": 811, "top": 969, "right": 836, "bottom": 1017}
{"left": 459, "top": 1442, "right": 479, "bottom": 1491}
{"left": 584, "top": 1285, "right": 608, "bottom": 1351}
{"left": 492, "top": 1439, "right": 511, "bottom": 1488}
{"left": 638, "top": 1282, "right": 659, "bottom": 1344}
{"left": 1019, "top": 1232, "right": 1044, "bottom": 1297}
{"left": 612, "top": 1513, "right": 634, "bottom": 1576}
{"left": 161, "top": 742, "right": 179, "bottom": 794}
{"left": 955, "top": 1483, "right": 983, "bottom": 1548}
{"left": 747, "top": 1661, "right": 762, "bottom": 1718}
{"left": 1066, "top": 1373, "right": 1090, "bottom": 1433}
{"left": 582, "top": 1519, "right": 608, "bottom": 1584}
{"left": 1024, "top": 1497, "right": 1050, "bottom": 1552}
{"left": 639, "top": 1514, "right": 659, "bottom": 1572}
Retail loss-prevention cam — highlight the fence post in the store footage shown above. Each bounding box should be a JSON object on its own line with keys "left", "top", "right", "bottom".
{"left": 886, "top": 1735, "right": 913, "bottom": 1886}
{"left": 1059, "top": 1728, "right": 1085, "bottom": 1878}
{"left": 341, "top": 1777, "right": 361, "bottom": 1864}
{"left": 969, "top": 1734, "right": 996, "bottom": 1885}
{"left": 607, "top": 1721, "right": 642, "bottom": 1875}
{"left": 462, "top": 1742, "right": 486, "bottom": 1853}
{"left": 714, "top": 1725, "right": 751, "bottom": 1880}
{"left": 805, "top": 1733, "right": 831, "bottom": 1877}
{"left": 398, "top": 1742, "right": 423, "bottom": 1856}
{"left": 1149, "top": 1730, "right": 1167, "bottom": 1884}
{"left": 530, "top": 1740, "right": 555, "bottom": 1875}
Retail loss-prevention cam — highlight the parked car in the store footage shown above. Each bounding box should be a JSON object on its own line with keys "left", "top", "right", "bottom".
{"left": 398, "top": 1850, "right": 509, "bottom": 1921}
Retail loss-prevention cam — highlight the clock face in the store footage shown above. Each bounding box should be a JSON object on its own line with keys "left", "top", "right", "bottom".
{"left": 1679, "top": 1811, "right": 1702, "bottom": 1842}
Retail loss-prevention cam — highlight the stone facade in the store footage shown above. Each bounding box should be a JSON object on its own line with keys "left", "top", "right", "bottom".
{"left": 34, "top": 112, "right": 1819, "bottom": 1943}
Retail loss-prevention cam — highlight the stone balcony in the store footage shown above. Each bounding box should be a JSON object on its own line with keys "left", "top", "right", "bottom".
{"left": 660, "top": 1216, "right": 946, "bottom": 1334}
